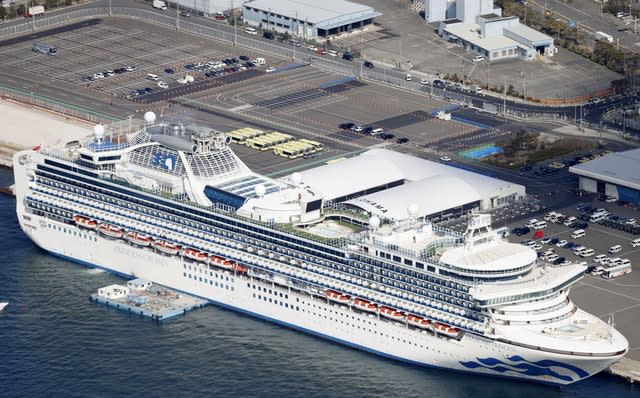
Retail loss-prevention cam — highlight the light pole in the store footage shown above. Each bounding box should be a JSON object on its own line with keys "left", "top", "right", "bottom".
{"left": 176, "top": 3, "right": 180, "bottom": 31}
{"left": 503, "top": 79, "right": 507, "bottom": 119}
{"left": 524, "top": 1, "right": 528, "bottom": 25}
{"left": 109, "top": 0, "right": 112, "bottom": 16}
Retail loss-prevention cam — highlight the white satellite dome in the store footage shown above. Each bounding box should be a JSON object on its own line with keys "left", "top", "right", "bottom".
{"left": 407, "top": 203, "right": 419, "bottom": 219}
{"left": 92, "top": 124, "right": 105, "bottom": 140}
{"left": 369, "top": 216, "right": 380, "bottom": 229}
{"left": 254, "top": 184, "right": 266, "bottom": 198}
{"left": 144, "top": 111, "right": 157, "bottom": 124}
{"left": 291, "top": 172, "right": 302, "bottom": 185}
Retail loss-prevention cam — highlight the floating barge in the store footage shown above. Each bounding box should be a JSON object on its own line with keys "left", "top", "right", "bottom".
{"left": 90, "top": 278, "right": 207, "bottom": 321}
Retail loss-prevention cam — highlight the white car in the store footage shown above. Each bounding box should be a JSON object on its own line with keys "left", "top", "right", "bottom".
{"left": 608, "top": 244, "right": 622, "bottom": 254}
{"left": 307, "top": 45, "right": 317, "bottom": 52}
{"left": 265, "top": 67, "right": 277, "bottom": 73}
{"left": 556, "top": 240, "right": 568, "bottom": 247}
{"left": 533, "top": 243, "right": 543, "bottom": 250}
{"left": 440, "top": 155, "right": 451, "bottom": 162}
{"left": 540, "top": 237, "right": 551, "bottom": 244}
{"left": 593, "top": 254, "right": 607, "bottom": 263}
{"left": 328, "top": 50, "right": 338, "bottom": 57}
{"left": 419, "top": 79, "right": 430, "bottom": 85}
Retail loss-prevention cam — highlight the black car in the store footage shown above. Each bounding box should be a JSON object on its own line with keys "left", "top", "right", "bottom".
{"left": 553, "top": 257, "right": 566, "bottom": 265}
{"left": 180, "top": 11, "right": 191, "bottom": 17}
{"left": 339, "top": 122, "right": 356, "bottom": 130}
{"left": 239, "top": 55, "right": 250, "bottom": 61}
{"left": 363, "top": 126, "right": 374, "bottom": 135}
{"left": 144, "top": 87, "right": 153, "bottom": 93}
{"left": 575, "top": 222, "right": 588, "bottom": 229}
{"left": 364, "top": 61, "right": 374, "bottom": 69}
{"left": 432, "top": 79, "right": 445, "bottom": 88}
{"left": 396, "top": 137, "right": 409, "bottom": 144}
{"left": 184, "top": 64, "right": 194, "bottom": 70}
{"left": 380, "top": 133, "right": 395, "bottom": 140}
{"left": 164, "top": 68, "right": 175, "bottom": 74}
{"left": 263, "top": 31, "right": 275, "bottom": 39}
{"left": 342, "top": 53, "right": 354, "bottom": 61}
{"left": 245, "top": 62, "right": 256, "bottom": 68}
{"left": 549, "top": 238, "right": 560, "bottom": 245}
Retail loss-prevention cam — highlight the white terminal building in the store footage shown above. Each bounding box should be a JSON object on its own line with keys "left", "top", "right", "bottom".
{"left": 172, "top": 0, "right": 244, "bottom": 16}
{"left": 295, "top": 149, "right": 525, "bottom": 222}
{"left": 426, "top": 0, "right": 555, "bottom": 61}
{"left": 242, "top": 0, "right": 381, "bottom": 39}
{"left": 569, "top": 149, "right": 640, "bottom": 204}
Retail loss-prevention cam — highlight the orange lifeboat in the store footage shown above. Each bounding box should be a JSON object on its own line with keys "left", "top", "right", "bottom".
{"left": 325, "top": 290, "right": 350, "bottom": 304}
{"left": 433, "top": 322, "right": 461, "bottom": 338}
{"left": 182, "top": 248, "right": 208, "bottom": 262}
{"left": 407, "top": 314, "right": 432, "bottom": 329}
{"left": 73, "top": 215, "right": 98, "bottom": 229}
{"left": 379, "top": 306, "right": 404, "bottom": 321}
{"left": 353, "top": 298, "right": 377, "bottom": 312}
{"left": 126, "top": 231, "right": 152, "bottom": 246}
{"left": 210, "top": 255, "right": 235, "bottom": 270}
{"left": 233, "top": 263, "right": 248, "bottom": 274}
{"left": 98, "top": 223, "right": 124, "bottom": 239}
{"left": 153, "top": 240, "right": 181, "bottom": 256}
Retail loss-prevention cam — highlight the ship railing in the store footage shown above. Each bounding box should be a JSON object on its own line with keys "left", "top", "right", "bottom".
{"left": 418, "top": 237, "right": 464, "bottom": 260}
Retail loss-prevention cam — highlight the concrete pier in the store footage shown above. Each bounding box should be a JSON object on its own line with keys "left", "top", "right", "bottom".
{"left": 607, "top": 357, "right": 640, "bottom": 383}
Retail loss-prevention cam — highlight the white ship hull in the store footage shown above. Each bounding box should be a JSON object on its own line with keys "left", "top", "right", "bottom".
{"left": 17, "top": 213, "right": 620, "bottom": 386}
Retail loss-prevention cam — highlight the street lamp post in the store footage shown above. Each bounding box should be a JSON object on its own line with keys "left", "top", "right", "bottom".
{"left": 524, "top": 2, "right": 528, "bottom": 25}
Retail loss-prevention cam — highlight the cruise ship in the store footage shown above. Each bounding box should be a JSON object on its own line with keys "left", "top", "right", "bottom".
{"left": 13, "top": 113, "right": 628, "bottom": 385}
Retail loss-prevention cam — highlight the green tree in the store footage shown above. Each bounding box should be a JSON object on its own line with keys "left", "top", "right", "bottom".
{"left": 17, "top": 3, "right": 25, "bottom": 16}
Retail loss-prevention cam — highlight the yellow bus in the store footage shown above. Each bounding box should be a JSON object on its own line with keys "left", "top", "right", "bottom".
{"left": 298, "top": 138, "right": 323, "bottom": 154}
{"left": 228, "top": 128, "right": 264, "bottom": 144}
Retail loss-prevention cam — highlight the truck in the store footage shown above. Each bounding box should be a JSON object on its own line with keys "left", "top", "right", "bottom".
{"left": 593, "top": 31, "right": 613, "bottom": 43}
{"left": 26, "top": 5, "right": 45, "bottom": 17}
{"left": 152, "top": 0, "right": 167, "bottom": 11}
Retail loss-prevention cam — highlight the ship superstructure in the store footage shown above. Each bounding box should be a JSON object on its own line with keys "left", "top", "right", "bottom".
{"left": 13, "top": 113, "right": 628, "bottom": 385}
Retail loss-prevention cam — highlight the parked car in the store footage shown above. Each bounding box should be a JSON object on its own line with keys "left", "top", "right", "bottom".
{"left": 339, "top": 122, "right": 356, "bottom": 130}
{"left": 342, "top": 52, "right": 354, "bottom": 61}
{"left": 363, "top": 61, "right": 374, "bottom": 68}
{"left": 556, "top": 240, "right": 568, "bottom": 247}
{"left": 440, "top": 155, "right": 451, "bottom": 162}
{"left": 379, "top": 133, "right": 395, "bottom": 140}
{"left": 263, "top": 31, "right": 274, "bottom": 39}
{"left": 265, "top": 66, "right": 277, "bottom": 73}
{"left": 396, "top": 137, "right": 409, "bottom": 144}
{"left": 164, "top": 68, "right": 175, "bottom": 74}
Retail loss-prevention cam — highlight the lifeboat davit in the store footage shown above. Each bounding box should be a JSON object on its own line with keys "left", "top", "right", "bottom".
{"left": 210, "top": 255, "right": 235, "bottom": 270}
{"left": 154, "top": 240, "right": 181, "bottom": 256}
{"left": 379, "top": 306, "right": 404, "bottom": 321}
{"left": 126, "top": 231, "right": 152, "bottom": 246}
{"left": 325, "top": 289, "right": 350, "bottom": 304}
{"left": 407, "top": 314, "right": 432, "bottom": 329}
{"left": 182, "top": 248, "right": 208, "bottom": 262}
{"left": 353, "top": 298, "right": 377, "bottom": 312}
{"left": 433, "top": 322, "right": 461, "bottom": 338}
{"left": 98, "top": 223, "right": 124, "bottom": 238}
{"left": 73, "top": 215, "right": 98, "bottom": 229}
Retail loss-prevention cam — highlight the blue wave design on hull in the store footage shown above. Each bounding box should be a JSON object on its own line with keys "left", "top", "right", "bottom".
{"left": 459, "top": 356, "right": 589, "bottom": 383}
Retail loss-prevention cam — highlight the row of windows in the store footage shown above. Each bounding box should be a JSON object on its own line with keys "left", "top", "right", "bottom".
{"left": 184, "top": 272, "right": 234, "bottom": 291}
{"left": 31, "top": 184, "right": 481, "bottom": 323}
{"left": 35, "top": 163, "right": 482, "bottom": 321}
{"left": 48, "top": 222, "right": 97, "bottom": 241}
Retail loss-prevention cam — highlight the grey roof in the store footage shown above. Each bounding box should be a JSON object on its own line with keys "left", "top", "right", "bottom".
{"left": 242, "top": 0, "right": 380, "bottom": 28}
{"left": 569, "top": 149, "right": 640, "bottom": 190}
{"left": 504, "top": 24, "right": 554, "bottom": 44}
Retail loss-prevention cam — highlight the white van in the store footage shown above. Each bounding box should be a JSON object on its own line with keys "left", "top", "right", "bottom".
{"left": 579, "top": 249, "right": 595, "bottom": 258}
{"left": 146, "top": 73, "right": 160, "bottom": 81}
{"left": 571, "top": 229, "right": 585, "bottom": 239}
{"left": 526, "top": 219, "right": 539, "bottom": 228}
{"left": 590, "top": 213, "right": 606, "bottom": 222}
{"left": 405, "top": 73, "right": 412, "bottom": 81}
{"left": 245, "top": 26, "right": 257, "bottom": 35}
{"left": 472, "top": 55, "right": 485, "bottom": 63}
{"left": 254, "top": 57, "right": 266, "bottom": 65}
{"left": 608, "top": 244, "right": 622, "bottom": 254}
{"left": 631, "top": 238, "right": 640, "bottom": 247}
{"left": 370, "top": 128, "right": 384, "bottom": 136}
{"left": 593, "top": 254, "right": 607, "bottom": 263}
{"left": 533, "top": 221, "right": 547, "bottom": 229}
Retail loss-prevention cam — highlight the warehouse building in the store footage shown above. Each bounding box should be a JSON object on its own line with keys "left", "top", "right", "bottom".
{"left": 569, "top": 149, "right": 640, "bottom": 204}
{"left": 242, "top": 0, "right": 381, "bottom": 39}
{"left": 293, "top": 149, "right": 525, "bottom": 222}
{"left": 427, "top": 0, "right": 555, "bottom": 61}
